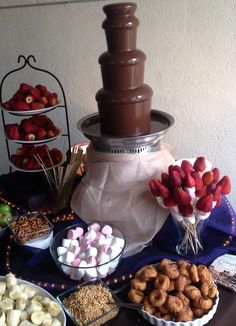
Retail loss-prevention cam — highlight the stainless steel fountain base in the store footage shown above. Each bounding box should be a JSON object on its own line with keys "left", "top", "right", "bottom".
{"left": 77, "top": 109, "right": 174, "bottom": 154}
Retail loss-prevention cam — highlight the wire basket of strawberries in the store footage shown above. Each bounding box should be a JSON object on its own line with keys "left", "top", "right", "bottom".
{"left": 149, "top": 157, "right": 231, "bottom": 256}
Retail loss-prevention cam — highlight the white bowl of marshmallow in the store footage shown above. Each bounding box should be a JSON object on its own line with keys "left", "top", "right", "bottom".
{"left": 50, "top": 222, "right": 126, "bottom": 281}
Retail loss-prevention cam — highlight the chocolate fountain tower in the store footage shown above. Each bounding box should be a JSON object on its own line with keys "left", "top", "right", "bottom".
{"left": 96, "top": 2, "right": 153, "bottom": 137}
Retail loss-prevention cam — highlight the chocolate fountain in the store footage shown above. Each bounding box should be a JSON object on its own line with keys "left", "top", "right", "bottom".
{"left": 71, "top": 2, "right": 175, "bottom": 256}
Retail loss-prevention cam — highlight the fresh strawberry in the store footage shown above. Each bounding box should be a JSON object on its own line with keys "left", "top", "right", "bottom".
{"left": 35, "top": 127, "right": 46, "bottom": 140}
{"left": 193, "top": 156, "right": 206, "bottom": 172}
{"left": 173, "top": 165, "right": 185, "bottom": 179}
{"left": 2, "top": 101, "right": 11, "bottom": 110}
{"left": 212, "top": 167, "right": 220, "bottom": 183}
{"left": 51, "top": 92, "right": 58, "bottom": 99}
{"left": 12, "top": 91, "right": 24, "bottom": 102}
{"left": 21, "top": 121, "right": 38, "bottom": 133}
{"left": 217, "top": 176, "right": 231, "bottom": 195}
{"left": 24, "top": 159, "right": 35, "bottom": 170}
{"left": 178, "top": 204, "right": 193, "bottom": 217}
{"left": 16, "top": 146, "right": 28, "bottom": 157}
{"left": 163, "top": 195, "right": 177, "bottom": 207}
{"left": 25, "top": 95, "right": 34, "bottom": 104}
{"left": 149, "top": 179, "right": 162, "bottom": 197}
{"left": 30, "top": 87, "right": 41, "bottom": 99}
{"left": 46, "top": 129, "right": 57, "bottom": 138}
{"left": 195, "top": 184, "right": 208, "bottom": 197}
{"left": 191, "top": 171, "right": 203, "bottom": 190}
{"left": 215, "top": 195, "right": 222, "bottom": 207}
{"left": 196, "top": 194, "right": 213, "bottom": 212}
{"left": 48, "top": 95, "right": 58, "bottom": 106}
{"left": 212, "top": 184, "right": 222, "bottom": 202}
{"left": 5, "top": 124, "right": 20, "bottom": 140}
{"left": 174, "top": 188, "right": 191, "bottom": 205}
{"left": 202, "top": 171, "right": 214, "bottom": 185}
{"left": 11, "top": 154, "right": 22, "bottom": 168}
{"left": 31, "top": 115, "right": 48, "bottom": 127}
{"left": 19, "top": 83, "right": 32, "bottom": 94}
{"left": 161, "top": 172, "right": 170, "bottom": 188}
{"left": 35, "top": 144, "right": 49, "bottom": 159}
{"left": 170, "top": 170, "right": 182, "bottom": 187}
{"left": 185, "top": 172, "right": 195, "bottom": 188}
{"left": 30, "top": 102, "right": 44, "bottom": 110}
{"left": 41, "top": 89, "right": 51, "bottom": 98}
{"left": 25, "top": 145, "right": 36, "bottom": 158}
{"left": 35, "top": 84, "right": 48, "bottom": 93}
{"left": 15, "top": 101, "right": 30, "bottom": 111}
{"left": 24, "top": 133, "right": 36, "bottom": 141}
{"left": 45, "top": 118, "right": 55, "bottom": 129}
{"left": 181, "top": 160, "right": 193, "bottom": 173}
{"left": 43, "top": 158, "right": 53, "bottom": 168}
{"left": 39, "top": 96, "right": 48, "bottom": 106}
{"left": 158, "top": 184, "right": 170, "bottom": 198}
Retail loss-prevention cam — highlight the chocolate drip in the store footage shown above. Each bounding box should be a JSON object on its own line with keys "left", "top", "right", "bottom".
{"left": 96, "top": 2, "right": 153, "bottom": 137}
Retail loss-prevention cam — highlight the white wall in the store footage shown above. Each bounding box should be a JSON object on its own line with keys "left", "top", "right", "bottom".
{"left": 0, "top": 0, "right": 236, "bottom": 206}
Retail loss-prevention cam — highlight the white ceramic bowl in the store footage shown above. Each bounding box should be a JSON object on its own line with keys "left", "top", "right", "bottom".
{"left": 140, "top": 294, "right": 219, "bottom": 326}
{"left": 0, "top": 275, "right": 66, "bottom": 325}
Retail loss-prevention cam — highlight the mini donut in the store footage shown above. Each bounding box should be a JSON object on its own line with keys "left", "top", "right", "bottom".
{"left": 153, "top": 311, "right": 162, "bottom": 319}
{"left": 128, "top": 289, "right": 145, "bottom": 304}
{"left": 163, "top": 263, "right": 179, "bottom": 279}
{"left": 149, "top": 289, "right": 167, "bottom": 307}
{"left": 158, "top": 305, "right": 169, "bottom": 314}
{"left": 174, "top": 275, "right": 187, "bottom": 292}
{"left": 165, "top": 295, "right": 183, "bottom": 313}
{"left": 135, "top": 266, "right": 148, "bottom": 279}
{"left": 161, "top": 313, "right": 174, "bottom": 321}
{"left": 176, "top": 291, "right": 190, "bottom": 306}
{"left": 208, "top": 283, "right": 218, "bottom": 298}
{"left": 177, "top": 260, "right": 191, "bottom": 269}
{"left": 189, "top": 264, "right": 199, "bottom": 283}
{"left": 167, "top": 280, "right": 175, "bottom": 292}
{"left": 130, "top": 278, "right": 147, "bottom": 291}
{"left": 192, "top": 307, "right": 207, "bottom": 318}
{"left": 197, "top": 265, "right": 212, "bottom": 283}
{"left": 143, "top": 297, "right": 156, "bottom": 315}
{"left": 193, "top": 296, "right": 213, "bottom": 310}
{"left": 184, "top": 285, "right": 201, "bottom": 300}
{"left": 154, "top": 274, "right": 170, "bottom": 291}
{"left": 179, "top": 268, "right": 191, "bottom": 284}
{"left": 200, "top": 282, "right": 210, "bottom": 297}
{"left": 141, "top": 266, "right": 158, "bottom": 281}
{"left": 159, "top": 259, "right": 173, "bottom": 270}
{"left": 176, "top": 306, "right": 193, "bottom": 322}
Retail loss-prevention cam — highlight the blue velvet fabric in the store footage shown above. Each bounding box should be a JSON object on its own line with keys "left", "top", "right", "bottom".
{"left": 0, "top": 196, "right": 235, "bottom": 292}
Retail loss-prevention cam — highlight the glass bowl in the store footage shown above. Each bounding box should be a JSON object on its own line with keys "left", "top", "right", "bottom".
{"left": 50, "top": 222, "right": 126, "bottom": 281}
{"left": 57, "top": 279, "right": 120, "bottom": 326}
{"left": 7, "top": 211, "right": 54, "bottom": 249}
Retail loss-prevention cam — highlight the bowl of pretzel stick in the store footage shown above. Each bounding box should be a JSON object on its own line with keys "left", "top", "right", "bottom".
{"left": 128, "top": 258, "right": 219, "bottom": 326}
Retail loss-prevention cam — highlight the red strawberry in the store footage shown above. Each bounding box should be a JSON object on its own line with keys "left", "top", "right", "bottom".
{"left": 8, "top": 99, "right": 17, "bottom": 110}
{"left": 191, "top": 171, "right": 203, "bottom": 191}
{"left": 24, "top": 159, "right": 35, "bottom": 170}
{"left": 181, "top": 160, "right": 193, "bottom": 173}
{"left": 24, "top": 133, "right": 36, "bottom": 141}
{"left": 161, "top": 172, "right": 170, "bottom": 188}
{"left": 170, "top": 170, "right": 182, "bottom": 187}
{"left": 16, "top": 146, "right": 28, "bottom": 157}
{"left": 163, "top": 195, "right": 177, "bottom": 207}
{"left": 30, "top": 102, "right": 44, "bottom": 110}
{"left": 2, "top": 101, "right": 11, "bottom": 110}
{"left": 42, "top": 90, "right": 51, "bottom": 98}
{"left": 39, "top": 96, "right": 48, "bottom": 106}
{"left": 212, "top": 167, "right": 220, "bottom": 183}
{"left": 202, "top": 171, "right": 214, "bottom": 185}
{"left": 30, "top": 87, "right": 41, "bottom": 99}
{"left": 158, "top": 184, "right": 170, "bottom": 198}
{"left": 174, "top": 188, "right": 191, "bottom": 205}
{"left": 218, "top": 176, "right": 231, "bottom": 195}
{"left": 12, "top": 91, "right": 24, "bottom": 102}
{"left": 193, "top": 156, "right": 206, "bottom": 172}
{"left": 36, "top": 84, "right": 48, "bottom": 93}
{"left": 35, "top": 127, "right": 46, "bottom": 140}
{"left": 11, "top": 154, "right": 22, "bottom": 168}
{"left": 50, "top": 149, "right": 62, "bottom": 165}
{"left": 21, "top": 121, "right": 38, "bottom": 133}
{"left": 168, "top": 164, "right": 175, "bottom": 175}
{"left": 19, "top": 83, "right": 32, "bottom": 94}
{"left": 15, "top": 101, "right": 30, "bottom": 111}
{"left": 48, "top": 95, "right": 58, "bottom": 107}
{"left": 31, "top": 115, "right": 48, "bottom": 127}
{"left": 185, "top": 172, "right": 195, "bottom": 188}
{"left": 178, "top": 204, "right": 193, "bottom": 217}
{"left": 51, "top": 92, "right": 58, "bottom": 99}
{"left": 25, "top": 95, "right": 34, "bottom": 104}
{"left": 195, "top": 185, "right": 208, "bottom": 197}
{"left": 149, "top": 179, "right": 162, "bottom": 197}
{"left": 35, "top": 145, "right": 49, "bottom": 159}
{"left": 46, "top": 129, "right": 57, "bottom": 138}
{"left": 212, "top": 184, "right": 222, "bottom": 202}
{"left": 173, "top": 165, "right": 185, "bottom": 179}
{"left": 216, "top": 195, "right": 222, "bottom": 207}
{"left": 5, "top": 124, "right": 20, "bottom": 140}
{"left": 196, "top": 194, "right": 213, "bottom": 212}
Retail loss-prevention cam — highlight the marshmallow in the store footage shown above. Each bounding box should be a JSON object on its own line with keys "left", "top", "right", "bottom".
{"left": 62, "top": 238, "right": 71, "bottom": 248}
{"left": 85, "top": 267, "right": 97, "bottom": 279}
{"left": 95, "top": 234, "right": 106, "bottom": 246}
{"left": 88, "top": 223, "right": 101, "bottom": 232}
{"left": 79, "top": 252, "right": 86, "bottom": 260}
{"left": 86, "top": 256, "right": 97, "bottom": 267}
{"left": 67, "top": 229, "right": 78, "bottom": 240}
{"left": 75, "top": 227, "right": 84, "bottom": 238}
{"left": 104, "top": 235, "right": 113, "bottom": 245}
{"left": 57, "top": 246, "right": 67, "bottom": 256}
{"left": 73, "top": 246, "right": 81, "bottom": 258}
{"left": 86, "top": 246, "right": 98, "bottom": 257}
{"left": 100, "top": 244, "right": 110, "bottom": 254}
{"left": 72, "top": 258, "right": 81, "bottom": 267}
{"left": 61, "top": 265, "right": 72, "bottom": 275}
{"left": 97, "top": 252, "right": 110, "bottom": 264}
{"left": 58, "top": 255, "right": 65, "bottom": 263}
{"left": 84, "top": 229, "right": 97, "bottom": 241}
{"left": 75, "top": 260, "right": 87, "bottom": 280}
{"left": 107, "top": 245, "right": 121, "bottom": 259}
{"left": 111, "top": 237, "right": 125, "bottom": 249}
{"left": 96, "top": 264, "right": 109, "bottom": 277}
{"left": 101, "top": 225, "right": 113, "bottom": 236}
{"left": 65, "top": 251, "right": 74, "bottom": 264}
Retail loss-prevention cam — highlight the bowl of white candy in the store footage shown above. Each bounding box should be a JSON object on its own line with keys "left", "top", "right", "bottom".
{"left": 50, "top": 222, "right": 126, "bottom": 281}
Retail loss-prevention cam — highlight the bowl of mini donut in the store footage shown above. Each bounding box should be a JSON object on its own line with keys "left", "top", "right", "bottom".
{"left": 128, "top": 259, "right": 219, "bottom": 326}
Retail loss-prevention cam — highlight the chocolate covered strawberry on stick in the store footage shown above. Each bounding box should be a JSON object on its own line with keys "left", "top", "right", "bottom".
{"left": 2, "top": 83, "right": 58, "bottom": 111}
{"left": 149, "top": 156, "right": 231, "bottom": 255}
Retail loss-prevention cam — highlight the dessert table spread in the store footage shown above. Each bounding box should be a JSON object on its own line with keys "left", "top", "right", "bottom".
{"left": 0, "top": 172, "right": 236, "bottom": 325}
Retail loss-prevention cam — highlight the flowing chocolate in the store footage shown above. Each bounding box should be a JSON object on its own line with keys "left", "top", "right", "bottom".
{"left": 96, "top": 2, "right": 153, "bottom": 137}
